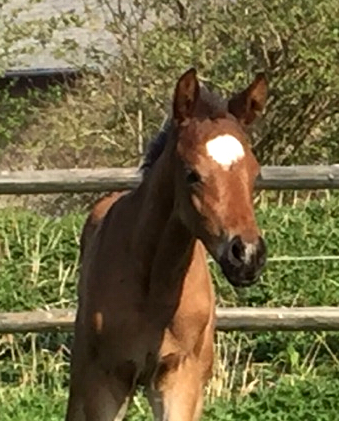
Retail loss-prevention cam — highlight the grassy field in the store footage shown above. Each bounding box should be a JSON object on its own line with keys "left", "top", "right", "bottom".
{"left": 3, "top": 377, "right": 339, "bottom": 421}
{"left": 1, "top": 191, "right": 339, "bottom": 419}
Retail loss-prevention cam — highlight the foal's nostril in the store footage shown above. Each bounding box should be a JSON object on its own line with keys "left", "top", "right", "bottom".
{"left": 228, "top": 236, "right": 244, "bottom": 267}
{"left": 231, "top": 242, "right": 242, "bottom": 261}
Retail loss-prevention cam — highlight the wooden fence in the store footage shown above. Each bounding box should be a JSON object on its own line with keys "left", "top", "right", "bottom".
{"left": 1, "top": 165, "right": 339, "bottom": 194}
{"left": 2, "top": 307, "right": 339, "bottom": 334}
{"left": 1, "top": 164, "right": 339, "bottom": 334}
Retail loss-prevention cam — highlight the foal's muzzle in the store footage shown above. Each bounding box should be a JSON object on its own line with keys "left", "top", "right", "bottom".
{"left": 216, "top": 235, "right": 267, "bottom": 287}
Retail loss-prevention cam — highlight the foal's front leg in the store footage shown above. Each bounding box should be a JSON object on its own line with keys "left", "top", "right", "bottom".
{"left": 66, "top": 353, "right": 136, "bottom": 421}
{"left": 146, "top": 354, "right": 206, "bottom": 421}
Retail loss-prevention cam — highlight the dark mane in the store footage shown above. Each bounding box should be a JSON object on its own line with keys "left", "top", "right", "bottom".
{"left": 198, "top": 83, "right": 229, "bottom": 119}
{"left": 139, "top": 83, "right": 228, "bottom": 176}
{"left": 139, "top": 114, "right": 173, "bottom": 176}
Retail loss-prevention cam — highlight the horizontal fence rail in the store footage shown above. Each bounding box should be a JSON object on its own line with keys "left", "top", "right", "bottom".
{"left": 2, "top": 307, "right": 339, "bottom": 334}
{"left": 1, "top": 165, "right": 339, "bottom": 195}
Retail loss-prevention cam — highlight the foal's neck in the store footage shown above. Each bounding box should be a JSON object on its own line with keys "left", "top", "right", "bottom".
{"left": 135, "top": 147, "right": 196, "bottom": 311}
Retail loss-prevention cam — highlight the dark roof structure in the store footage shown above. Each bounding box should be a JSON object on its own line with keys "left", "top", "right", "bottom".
{"left": 0, "top": 67, "right": 82, "bottom": 96}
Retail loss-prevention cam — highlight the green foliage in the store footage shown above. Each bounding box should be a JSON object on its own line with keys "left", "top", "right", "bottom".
{"left": 1, "top": 0, "right": 339, "bottom": 176}
{"left": 204, "top": 377, "right": 339, "bottom": 420}
{"left": 1, "top": 386, "right": 66, "bottom": 421}
{"left": 110, "top": 0, "right": 339, "bottom": 164}
{"left": 0, "top": 82, "right": 64, "bottom": 169}
{"left": 2, "top": 377, "right": 339, "bottom": 420}
{"left": 0, "top": 209, "right": 84, "bottom": 311}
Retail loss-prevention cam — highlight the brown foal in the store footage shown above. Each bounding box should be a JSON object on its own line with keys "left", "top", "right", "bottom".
{"left": 65, "top": 68, "right": 268, "bottom": 421}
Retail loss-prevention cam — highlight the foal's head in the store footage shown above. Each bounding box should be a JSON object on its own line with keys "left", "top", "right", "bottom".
{"left": 171, "top": 68, "right": 268, "bottom": 287}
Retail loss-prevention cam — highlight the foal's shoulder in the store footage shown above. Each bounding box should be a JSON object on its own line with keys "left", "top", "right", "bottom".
{"left": 91, "top": 191, "right": 130, "bottom": 224}
{"left": 80, "top": 190, "right": 130, "bottom": 258}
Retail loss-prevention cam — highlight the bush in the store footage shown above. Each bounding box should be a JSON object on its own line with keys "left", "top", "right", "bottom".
{"left": 1, "top": 0, "right": 339, "bottom": 174}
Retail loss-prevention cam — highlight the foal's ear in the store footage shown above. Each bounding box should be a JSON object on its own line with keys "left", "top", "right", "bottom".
{"left": 173, "top": 68, "right": 200, "bottom": 123}
{"left": 228, "top": 73, "right": 268, "bottom": 126}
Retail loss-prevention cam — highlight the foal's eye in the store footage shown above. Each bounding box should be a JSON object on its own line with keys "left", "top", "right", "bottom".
{"left": 185, "top": 168, "right": 201, "bottom": 185}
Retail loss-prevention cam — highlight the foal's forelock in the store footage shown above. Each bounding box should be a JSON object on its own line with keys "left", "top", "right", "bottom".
{"left": 140, "top": 82, "right": 229, "bottom": 177}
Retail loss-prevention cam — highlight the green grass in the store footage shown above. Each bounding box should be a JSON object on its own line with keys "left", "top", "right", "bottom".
{"left": 2, "top": 377, "right": 339, "bottom": 420}
{"left": 1, "top": 192, "right": 339, "bottom": 418}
